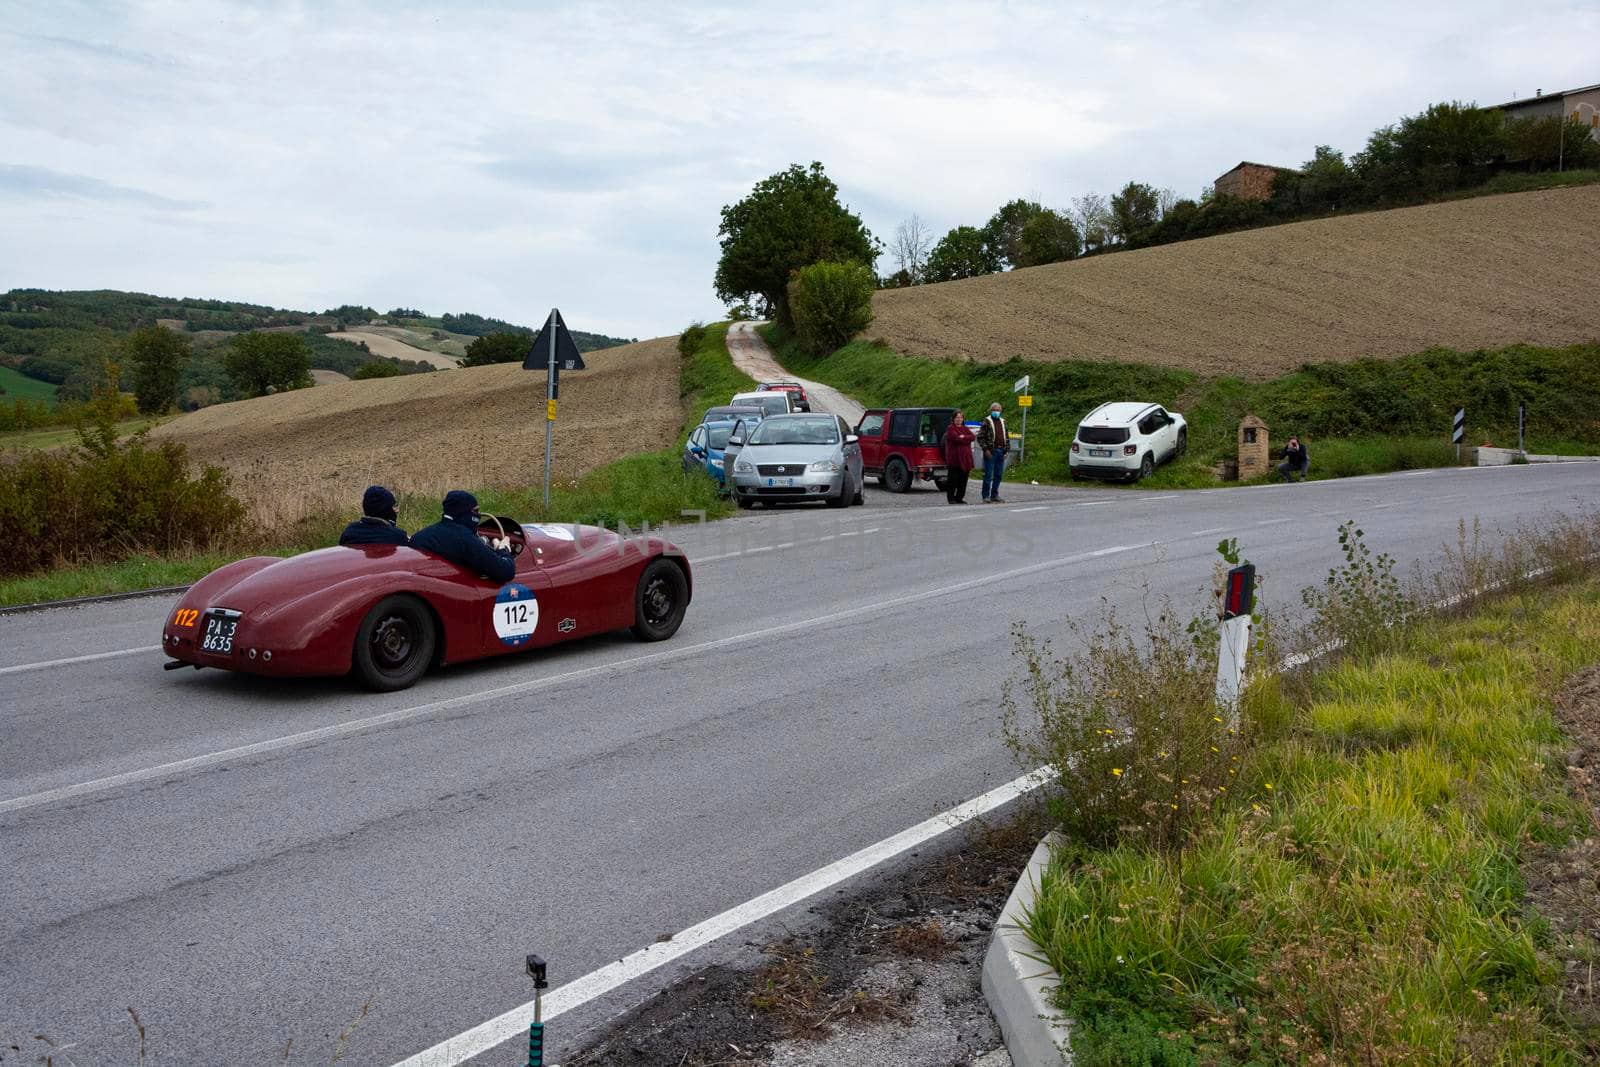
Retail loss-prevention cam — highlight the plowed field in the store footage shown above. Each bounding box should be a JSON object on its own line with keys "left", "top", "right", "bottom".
{"left": 151, "top": 336, "right": 680, "bottom": 526}
{"left": 869, "top": 186, "right": 1600, "bottom": 380}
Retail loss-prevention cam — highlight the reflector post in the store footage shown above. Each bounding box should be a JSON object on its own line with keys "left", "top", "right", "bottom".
{"left": 1224, "top": 564, "right": 1256, "bottom": 620}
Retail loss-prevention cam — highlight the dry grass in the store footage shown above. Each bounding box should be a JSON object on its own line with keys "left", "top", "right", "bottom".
{"left": 869, "top": 186, "right": 1600, "bottom": 380}
{"left": 325, "top": 330, "right": 457, "bottom": 368}
{"left": 149, "top": 335, "right": 681, "bottom": 526}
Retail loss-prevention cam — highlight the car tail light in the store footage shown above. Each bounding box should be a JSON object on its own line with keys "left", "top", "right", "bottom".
{"left": 1071, "top": 441, "right": 1079, "bottom": 453}
{"left": 1123, "top": 444, "right": 1137, "bottom": 456}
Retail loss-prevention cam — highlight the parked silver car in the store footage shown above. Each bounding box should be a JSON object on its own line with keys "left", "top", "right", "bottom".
{"left": 729, "top": 413, "right": 865, "bottom": 509}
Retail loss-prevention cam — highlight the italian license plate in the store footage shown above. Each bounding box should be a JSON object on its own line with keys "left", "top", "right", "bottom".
{"left": 767, "top": 478, "right": 795, "bottom": 486}
{"left": 200, "top": 613, "right": 238, "bottom": 654}
{"left": 1089, "top": 448, "right": 1112, "bottom": 457}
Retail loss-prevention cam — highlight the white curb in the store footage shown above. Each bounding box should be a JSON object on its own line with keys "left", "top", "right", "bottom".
{"left": 981, "top": 831, "right": 1073, "bottom": 1065}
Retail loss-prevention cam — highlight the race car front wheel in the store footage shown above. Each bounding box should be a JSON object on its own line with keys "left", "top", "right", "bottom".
{"left": 632, "top": 558, "right": 688, "bottom": 642}
{"left": 354, "top": 594, "right": 436, "bottom": 691}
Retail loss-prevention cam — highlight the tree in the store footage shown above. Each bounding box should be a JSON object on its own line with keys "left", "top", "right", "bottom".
{"left": 714, "top": 162, "right": 878, "bottom": 328}
{"left": 1505, "top": 114, "right": 1600, "bottom": 171}
{"left": 459, "top": 332, "right": 531, "bottom": 367}
{"left": 1069, "top": 193, "right": 1113, "bottom": 252}
{"left": 891, "top": 213, "right": 934, "bottom": 284}
{"left": 924, "top": 226, "right": 1001, "bottom": 283}
{"left": 1355, "top": 101, "right": 1507, "bottom": 199}
{"left": 351, "top": 360, "right": 401, "bottom": 379}
{"left": 1015, "top": 209, "right": 1082, "bottom": 267}
{"left": 982, "top": 199, "right": 1048, "bottom": 269}
{"left": 223, "top": 332, "right": 311, "bottom": 397}
{"left": 124, "top": 325, "right": 190, "bottom": 414}
{"left": 1109, "top": 182, "right": 1161, "bottom": 242}
{"left": 787, "top": 261, "right": 875, "bottom": 357}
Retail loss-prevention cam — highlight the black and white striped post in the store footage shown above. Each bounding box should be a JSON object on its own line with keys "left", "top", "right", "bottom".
{"left": 1452, "top": 407, "right": 1465, "bottom": 464}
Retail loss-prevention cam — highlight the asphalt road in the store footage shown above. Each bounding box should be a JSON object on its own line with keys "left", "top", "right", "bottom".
{"left": 4, "top": 462, "right": 1598, "bottom": 1066}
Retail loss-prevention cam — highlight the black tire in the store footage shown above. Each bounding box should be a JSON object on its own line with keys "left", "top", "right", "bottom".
{"left": 1137, "top": 453, "right": 1155, "bottom": 481}
{"left": 632, "top": 558, "right": 688, "bottom": 641}
{"left": 933, "top": 476, "right": 948, "bottom": 492}
{"left": 852, "top": 480, "right": 865, "bottom": 505}
{"left": 736, "top": 497, "right": 754, "bottom": 510}
{"left": 353, "top": 595, "right": 436, "bottom": 692}
{"left": 884, "top": 457, "right": 911, "bottom": 493}
{"left": 1176, "top": 429, "right": 1188, "bottom": 457}
{"left": 826, "top": 474, "right": 850, "bottom": 508}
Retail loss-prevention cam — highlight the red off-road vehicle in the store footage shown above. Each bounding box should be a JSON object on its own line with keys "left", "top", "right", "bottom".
{"left": 853, "top": 407, "right": 957, "bottom": 492}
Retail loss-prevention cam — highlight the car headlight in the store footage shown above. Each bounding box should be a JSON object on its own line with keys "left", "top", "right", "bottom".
{"left": 808, "top": 459, "right": 839, "bottom": 472}
{"left": 708, "top": 457, "right": 724, "bottom": 469}
{"left": 734, "top": 460, "right": 753, "bottom": 473}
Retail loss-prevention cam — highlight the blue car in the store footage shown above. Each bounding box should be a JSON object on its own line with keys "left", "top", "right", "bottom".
{"left": 682, "top": 419, "right": 746, "bottom": 491}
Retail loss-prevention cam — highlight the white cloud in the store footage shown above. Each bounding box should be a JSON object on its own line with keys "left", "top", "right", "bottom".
{"left": 2, "top": 0, "right": 1597, "bottom": 338}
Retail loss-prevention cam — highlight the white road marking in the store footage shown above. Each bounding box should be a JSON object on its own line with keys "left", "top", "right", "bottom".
{"left": 1008, "top": 506, "right": 1049, "bottom": 513}
{"left": 1191, "top": 526, "right": 1227, "bottom": 536}
{"left": 1072, "top": 500, "right": 1111, "bottom": 507}
{"left": 931, "top": 515, "right": 977, "bottom": 523}
{"left": 1255, "top": 517, "right": 1294, "bottom": 526}
{"left": 0, "top": 543, "right": 1145, "bottom": 816}
{"left": 0, "top": 646, "right": 158, "bottom": 676}
{"left": 746, "top": 546, "right": 774, "bottom": 554}
{"left": 863, "top": 527, "right": 881, "bottom": 534}
{"left": 388, "top": 767, "right": 1053, "bottom": 1067}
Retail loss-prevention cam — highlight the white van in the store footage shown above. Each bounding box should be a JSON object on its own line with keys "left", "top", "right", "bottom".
{"left": 730, "top": 390, "right": 794, "bottom": 416}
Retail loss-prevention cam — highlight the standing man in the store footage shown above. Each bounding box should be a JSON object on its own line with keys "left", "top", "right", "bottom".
{"left": 942, "top": 409, "right": 975, "bottom": 504}
{"left": 976, "top": 402, "right": 1010, "bottom": 503}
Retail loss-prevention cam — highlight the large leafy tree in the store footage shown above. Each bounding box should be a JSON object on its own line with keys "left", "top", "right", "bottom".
{"left": 982, "top": 199, "right": 1047, "bottom": 269}
{"left": 714, "top": 162, "right": 878, "bottom": 327}
{"left": 1109, "top": 182, "right": 1161, "bottom": 243}
{"left": 223, "top": 332, "right": 311, "bottom": 397}
{"left": 460, "top": 332, "right": 530, "bottom": 367}
{"left": 1015, "top": 209, "right": 1082, "bottom": 267}
{"left": 124, "top": 325, "right": 191, "bottom": 414}
{"left": 1355, "top": 101, "right": 1507, "bottom": 198}
{"left": 924, "top": 226, "right": 1001, "bottom": 283}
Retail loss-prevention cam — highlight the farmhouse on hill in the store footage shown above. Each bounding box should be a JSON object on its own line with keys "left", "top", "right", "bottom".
{"left": 1489, "top": 82, "right": 1600, "bottom": 142}
{"left": 1212, "top": 161, "right": 1294, "bottom": 201}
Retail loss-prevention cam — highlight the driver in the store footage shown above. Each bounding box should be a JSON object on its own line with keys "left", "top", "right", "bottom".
{"left": 338, "top": 485, "right": 409, "bottom": 547}
{"left": 408, "top": 489, "right": 515, "bottom": 583}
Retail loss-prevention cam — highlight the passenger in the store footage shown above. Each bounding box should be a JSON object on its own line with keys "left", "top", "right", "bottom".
{"left": 408, "top": 490, "right": 515, "bottom": 583}
{"left": 338, "top": 485, "right": 409, "bottom": 546}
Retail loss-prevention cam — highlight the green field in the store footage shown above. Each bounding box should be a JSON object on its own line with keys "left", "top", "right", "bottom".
{"left": 0, "top": 365, "right": 58, "bottom": 406}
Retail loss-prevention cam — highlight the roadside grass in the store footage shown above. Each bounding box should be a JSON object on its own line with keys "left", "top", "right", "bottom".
{"left": 0, "top": 323, "right": 749, "bottom": 607}
{"left": 762, "top": 327, "right": 1600, "bottom": 488}
{"left": 1010, "top": 529, "right": 1600, "bottom": 1063}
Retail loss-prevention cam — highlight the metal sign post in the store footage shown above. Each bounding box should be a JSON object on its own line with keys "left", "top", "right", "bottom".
{"left": 1013, "top": 374, "right": 1030, "bottom": 465}
{"left": 523, "top": 309, "right": 587, "bottom": 508}
{"left": 1518, "top": 402, "right": 1526, "bottom": 454}
{"left": 1452, "top": 406, "right": 1465, "bottom": 464}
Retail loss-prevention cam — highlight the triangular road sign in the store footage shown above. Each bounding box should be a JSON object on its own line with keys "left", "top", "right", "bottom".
{"left": 523, "top": 309, "right": 586, "bottom": 372}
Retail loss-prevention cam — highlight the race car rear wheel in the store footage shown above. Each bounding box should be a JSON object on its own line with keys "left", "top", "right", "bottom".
{"left": 353, "top": 595, "right": 436, "bottom": 691}
{"left": 632, "top": 558, "right": 688, "bottom": 642}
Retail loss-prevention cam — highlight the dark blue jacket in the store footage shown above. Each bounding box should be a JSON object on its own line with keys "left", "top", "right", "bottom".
{"left": 338, "top": 517, "right": 409, "bottom": 547}
{"left": 409, "top": 515, "right": 515, "bottom": 583}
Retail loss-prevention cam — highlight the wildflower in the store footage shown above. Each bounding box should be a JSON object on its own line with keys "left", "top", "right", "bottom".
{"left": 1213, "top": 716, "right": 1223, "bottom": 723}
{"left": 1218, "top": 786, "right": 1227, "bottom": 792}
{"left": 1116, "top": 955, "right": 1125, "bottom": 964}
{"left": 1111, "top": 768, "right": 1123, "bottom": 777}
{"left": 1264, "top": 783, "right": 1274, "bottom": 791}
{"left": 1210, "top": 746, "right": 1219, "bottom": 753}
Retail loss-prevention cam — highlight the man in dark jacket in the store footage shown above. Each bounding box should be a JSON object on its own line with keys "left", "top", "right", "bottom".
{"left": 975, "top": 402, "right": 1010, "bottom": 503}
{"left": 1276, "top": 436, "right": 1310, "bottom": 482}
{"left": 338, "top": 485, "right": 409, "bottom": 546}
{"left": 409, "top": 490, "right": 516, "bottom": 583}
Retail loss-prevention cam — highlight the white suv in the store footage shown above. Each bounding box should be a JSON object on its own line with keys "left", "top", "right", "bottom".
{"left": 1069, "top": 402, "right": 1187, "bottom": 482}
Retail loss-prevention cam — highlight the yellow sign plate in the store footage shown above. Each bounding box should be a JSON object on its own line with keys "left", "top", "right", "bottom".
{"left": 1017, "top": 394, "right": 1033, "bottom": 407}
{"left": 546, "top": 399, "right": 558, "bottom": 421}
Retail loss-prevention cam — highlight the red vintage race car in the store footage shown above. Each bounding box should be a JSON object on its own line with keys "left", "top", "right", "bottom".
{"left": 160, "top": 516, "right": 692, "bottom": 691}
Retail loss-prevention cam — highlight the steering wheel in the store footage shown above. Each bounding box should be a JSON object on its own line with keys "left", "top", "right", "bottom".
{"left": 475, "top": 514, "right": 525, "bottom": 556}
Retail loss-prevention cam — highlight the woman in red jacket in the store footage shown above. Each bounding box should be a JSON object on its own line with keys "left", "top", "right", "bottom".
{"left": 942, "top": 410, "right": 976, "bottom": 504}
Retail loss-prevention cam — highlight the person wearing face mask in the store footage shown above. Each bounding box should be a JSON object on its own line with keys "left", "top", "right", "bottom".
{"left": 407, "top": 489, "right": 515, "bottom": 583}
{"left": 974, "top": 402, "right": 1010, "bottom": 503}
{"left": 338, "top": 484, "right": 409, "bottom": 546}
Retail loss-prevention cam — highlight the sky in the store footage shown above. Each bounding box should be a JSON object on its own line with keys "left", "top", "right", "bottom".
{"left": 2, "top": 1, "right": 1596, "bottom": 341}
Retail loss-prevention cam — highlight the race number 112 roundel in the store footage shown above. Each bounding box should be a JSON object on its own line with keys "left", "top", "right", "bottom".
{"left": 493, "top": 583, "right": 539, "bottom": 646}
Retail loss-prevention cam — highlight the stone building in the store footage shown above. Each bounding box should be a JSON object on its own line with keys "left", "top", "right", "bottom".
{"left": 1237, "top": 415, "right": 1270, "bottom": 479}
{"left": 1212, "top": 161, "right": 1292, "bottom": 201}
{"left": 1489, "top": 83, "right": 1600, "bottom": 143}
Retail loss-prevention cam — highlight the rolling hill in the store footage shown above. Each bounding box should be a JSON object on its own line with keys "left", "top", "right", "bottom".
{"left": 148, "top": 336, "right": 681, "bottom": 527}
{"left": 869, "top": 186, "right": 1600, "bottom": 380}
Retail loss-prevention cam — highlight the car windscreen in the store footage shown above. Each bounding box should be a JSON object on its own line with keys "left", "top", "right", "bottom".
{"left": 747, "top": 417, "right": 840, "bottom": 446}
{"left": 706, "top": 425, "right": 735, "bottom": 448}
{"left": 1078, "top": 425, "right": 1130, "bottom": 445}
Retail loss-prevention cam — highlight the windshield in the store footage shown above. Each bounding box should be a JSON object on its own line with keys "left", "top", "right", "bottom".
{"left": 747, "top": 417, "right": 841, "bottom": 446}
{"left": 706, "top": 424, "right": 735, "bottom": 448}
{"left": 1078, "top": 425, "right": 1130, "bottom": 445}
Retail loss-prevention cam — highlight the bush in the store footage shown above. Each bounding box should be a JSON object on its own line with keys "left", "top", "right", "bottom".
{"left": 677, "top": 321, "right": 708, "bottom": 359}
{"left": 787, "top": 261, "right": 875, "bottom": 357}
{"left": 0, "top": 390, "right": 245, "bottom": 576}
{"left": 351, "top": 359, "right": 401, "bottom": 380}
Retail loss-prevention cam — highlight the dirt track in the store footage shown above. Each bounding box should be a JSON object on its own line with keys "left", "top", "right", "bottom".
{"left": 327, "top": 331, "right": 458, "bottom": 368}
{"left": 151, "top": 336, "right": 680, "bottom": 526}
{"left": 869, "top": 186, "right": 1600, "bottom": 380}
